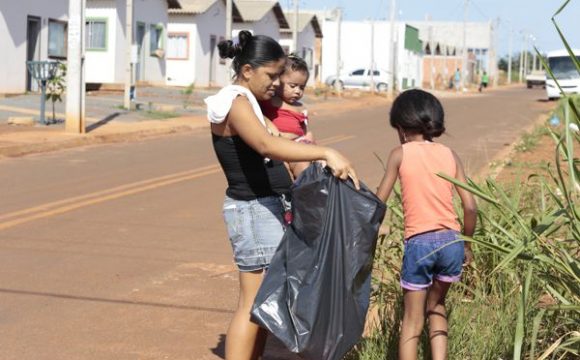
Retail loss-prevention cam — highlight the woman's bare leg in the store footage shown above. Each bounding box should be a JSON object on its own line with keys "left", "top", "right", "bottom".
{"left": 226, "top": 270, "right": 268, "bottom": 360}
{"left": 426, "top": 280, "right": 452, "bottom": 360}
{"left": 399, "top": 289, "right": 428, "bottom": 360}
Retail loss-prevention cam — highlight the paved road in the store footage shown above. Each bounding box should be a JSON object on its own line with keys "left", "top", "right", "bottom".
{"left": 0, "top": 87, "right": 552, "bottom": 360}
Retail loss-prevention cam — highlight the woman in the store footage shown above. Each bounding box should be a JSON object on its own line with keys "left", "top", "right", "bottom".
{"left": 205, "top": 30, "right": 359, "bottom": 360}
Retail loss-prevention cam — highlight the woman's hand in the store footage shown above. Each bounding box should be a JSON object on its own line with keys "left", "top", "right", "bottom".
{"left": 324, "top": 148, "right": 360, "bottom": 190}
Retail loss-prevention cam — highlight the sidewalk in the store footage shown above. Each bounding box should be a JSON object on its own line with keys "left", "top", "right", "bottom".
{"left": 0, "top": 88, "right": 388, "bottom": 159}
{"left": 0, "top": 83, "right": 522, "bottom": 159}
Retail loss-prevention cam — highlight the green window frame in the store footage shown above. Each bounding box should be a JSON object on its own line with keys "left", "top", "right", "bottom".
{"left": 86, "top": 17, "right": 108, "bottom": 51}
{"left": 150, "top": 23, "right": 164, "bottom": 56}
{"left": 48, "top": 19, "right": 68, "bottom": 59}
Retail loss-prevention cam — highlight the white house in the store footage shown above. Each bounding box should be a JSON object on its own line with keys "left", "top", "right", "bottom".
{"left": 84, "top": 0, "right": 181, "bottom": 87}
{"left": 0, "top": 0, "right": 69, "bottom": 94}
{"left": 279, "top": 13, "right": 323, "bottom": 85}
{"left": 232, "top": 0, "right": 288, "bottom": 41}
{"left": 321, "top": 16, "right": 423, "bottom": 91}
{"left": 167, "top": 0, "right": 242, "bottom": 88}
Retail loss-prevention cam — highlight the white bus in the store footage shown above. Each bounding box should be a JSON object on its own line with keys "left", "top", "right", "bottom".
{"left": 546, "top": 49, "right": 580, "bottom": 100}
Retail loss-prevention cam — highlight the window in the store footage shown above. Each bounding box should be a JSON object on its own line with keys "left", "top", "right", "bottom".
{"left": 48, "top": 20, "right": 67, "bottom": 58}
{"left": 372, "top": 70, "right": 380, "bottom": 76}
{"left": 301, "top": 47, "right": 313, "bottom": 69}
{"left": 167, "top": 33, "right": 188, "bottom": 60}
{"left": 150, "top": 24, "right": 164, "bottom": 56}
{"left": 351, "top": 69, "right": 365, "bottom": 76}
{"left": 86, "top": 19, "right": 107, "bottom": 51}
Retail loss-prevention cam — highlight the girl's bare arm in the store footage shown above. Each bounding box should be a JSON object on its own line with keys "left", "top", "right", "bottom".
{"left": 376, "top": 146, "right": 403, "bottom": 202}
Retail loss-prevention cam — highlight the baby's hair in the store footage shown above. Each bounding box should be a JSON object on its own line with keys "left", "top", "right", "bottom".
{"left": 389, "top": 89, "right": 445, "bottom": 140}
{"left": 217, "top": 30, "right": 285, "bottom": 77}
{"left": 285, "top": 53, "right": 310, "bottom": 77}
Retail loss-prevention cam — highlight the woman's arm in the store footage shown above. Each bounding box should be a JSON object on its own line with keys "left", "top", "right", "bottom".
{"left": 376, "top": 147, "right": 403, "bottom": 202}
{"left": 228, "top": 96, "right": 360, "bottom": 188}
{"left": 452, "top": 150, "right": 477, "bottom": 264}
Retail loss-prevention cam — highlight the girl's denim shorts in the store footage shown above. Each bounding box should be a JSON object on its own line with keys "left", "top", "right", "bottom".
{"left": 222, "top": 195, "right": 285, "bottom": 272}
{"left": 400, "top": 230, "right": 464, "bottom": 291}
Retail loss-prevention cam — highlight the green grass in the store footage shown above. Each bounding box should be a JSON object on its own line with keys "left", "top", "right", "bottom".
{"left": 514, "top": 126, "right": 551, "bottom": 153}
{"left": 142, "top": 110, "right": 180, "bottom": 120}
{"left": 354, "top": 2, "right": 580, "bottom": 358}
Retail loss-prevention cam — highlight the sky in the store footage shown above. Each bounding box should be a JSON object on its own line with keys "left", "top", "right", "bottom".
{"left": 289, "top": 0, "right": 580, "bottom": 57}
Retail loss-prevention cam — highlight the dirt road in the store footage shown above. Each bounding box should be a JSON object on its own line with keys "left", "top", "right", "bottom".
{"left": 0, "top": 87, "right": 552, "bottom": 359}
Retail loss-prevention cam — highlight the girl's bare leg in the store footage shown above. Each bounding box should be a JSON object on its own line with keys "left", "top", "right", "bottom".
{"left": 399, "top": 289, "right": 428, "bottom": 360}
{"left": 226, "top": 270, "right": 268, "bottom": 360}
{"left": 426, "top": 280, "right": 452, "bottom": 360}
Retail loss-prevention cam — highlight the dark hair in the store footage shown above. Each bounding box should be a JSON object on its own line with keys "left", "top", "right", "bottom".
{"left": 285, "top": 53, "right": 309, "bottom": 77}
{"left": 217, "top": 30, "right": 286, "bottom": 76}
{"left": 389, "top": 89, "right": 445, "bottom": 140}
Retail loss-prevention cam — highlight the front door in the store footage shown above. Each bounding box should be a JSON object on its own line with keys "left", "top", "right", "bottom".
{"left": 135, "top": 23, "right": 146, "bottom": 81}
{"left": 26, "top": 16, "right": 41, "bottom": 92}
{"left": 209, "top": 35, "right": 217, "bottom": 86}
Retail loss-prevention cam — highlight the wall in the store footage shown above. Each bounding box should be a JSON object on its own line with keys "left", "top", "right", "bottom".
{"left": 0, "top": 0, "right": 68, "bottom": 93}
{"left": 133, "top": 0, "right": 169, "bottom": 85}
{"left": 85, "top": 3, "right": 118, "bottom": 84}
{"left": 167, "top": 18, "right": 197, "bottom": 87}
{"left": 422, "top": 56, "right": 463, "bottom": 89}
{"left": 321, "top": 20, "right": 423, "bottom": 91}
{"left": 194, "top": 0, "right": 228, "bottom": 87}
{"left": 86, "top": 0, "right": 169, "bottom": 85}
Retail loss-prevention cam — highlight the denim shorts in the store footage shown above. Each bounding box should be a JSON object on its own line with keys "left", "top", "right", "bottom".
{"left": 222, "top": 195, "right": 286, "bottom": 272}
{"left": 400, "top": 230, "right": 464, "bottom": 291}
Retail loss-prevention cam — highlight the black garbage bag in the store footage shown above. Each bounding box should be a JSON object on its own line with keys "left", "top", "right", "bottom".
{"left": 251, "top": 163, "right": 386, "bottom": 360}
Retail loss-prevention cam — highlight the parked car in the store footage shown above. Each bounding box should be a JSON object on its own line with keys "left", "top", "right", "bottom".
{"left": 325, "top": 68, "right": 390, "bottom": 92}
{"left": 526, "top": 70, "right": 546, "bottom": 89}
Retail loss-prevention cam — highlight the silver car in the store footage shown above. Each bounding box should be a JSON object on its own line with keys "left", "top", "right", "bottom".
{"left": 325, "top": 68, "right": 390, "bottom": 91}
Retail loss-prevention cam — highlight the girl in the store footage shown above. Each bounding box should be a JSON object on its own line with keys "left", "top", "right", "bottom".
{"left": 206, "top": 31, "right": 359, "bottom": 360}
{"left": 260, "top": 54, "right": 311, "bottom": 141}
{"left": 260, "top": 54, "right": 313, "bottom": 177}
{"left": 375, "top": 89, "right": 477, "bottom": 360}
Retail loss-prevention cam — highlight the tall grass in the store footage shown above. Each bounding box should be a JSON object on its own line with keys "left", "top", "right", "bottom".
{"left": 352, "top": 1, "right": 579, "bottom": 358}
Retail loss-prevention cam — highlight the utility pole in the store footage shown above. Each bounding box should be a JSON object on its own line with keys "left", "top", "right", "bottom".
{"left": 226, "top": 0, "right": 232, "bottom": 40}
{"left": 427, "top": 15, "right": 434, "bottom": 90}
{"left": 387, "top": 0, "right": 396, "bottom": 97}
{"left": 225, "top": 0, "right": 233, "bottom": 84}
{"left": 507, "top": 26, "right": 513, "bottom": 84}
{"left": 523, "top": 34, "right": 529, "bottom": 78}
{"left": 519, "top": 31, "right": 524, "bottom": 82}
{"left": 370, "top": 20, "right": 375, "bottom": 93}
{"left": 531, "top": 35, "right": 537, "bottom": 71}
{"left": 65, "top": 0, "right": 86, "bottom": 134}
{"left": 123, "top": 0, "right": 134, "bottom": 110}
{"left": 461, "top": 0, "right": 469, "bottom": 90}
{"left": 334, "top": 8, "right": 342, "bottom": 93}
{"left": 491, "top": 18, "right": 499, "bottom": 87}
{"left": 292, "top": 0, "right": 299, "bottom": 53}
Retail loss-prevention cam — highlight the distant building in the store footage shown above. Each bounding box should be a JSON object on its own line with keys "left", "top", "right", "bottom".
{"left": 167, "top": 0, "right": 243, "bottom": 87}
{"left": 321, "top": 17, "right": 423, "bottom": 91}
{"left": 408, "top": 21, "right": 494, "bottom": 88}
{"left": 0, "top": 0, "right": 69, "bottom": 94}
{"left": 84, "top": 0, "right": 182, "bottom": 87}
{"left": 279, "top": 12, "right": 323, "bottom": 85}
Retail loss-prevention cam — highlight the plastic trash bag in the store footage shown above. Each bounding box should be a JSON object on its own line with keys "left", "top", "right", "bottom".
{"left": 251, "top": 163, "right": 387, "bottom": 360}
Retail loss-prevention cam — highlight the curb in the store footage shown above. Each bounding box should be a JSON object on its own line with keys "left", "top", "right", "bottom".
{"left": 0, "top": 121, "right": 207, "bottom": 159}
{"left": 0, "top": 95, "right": 390, "bottom": 159}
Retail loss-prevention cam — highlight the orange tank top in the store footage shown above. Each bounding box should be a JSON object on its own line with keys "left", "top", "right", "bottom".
{"left": 399, "top": 141, "right": 460, "bottom": 239}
